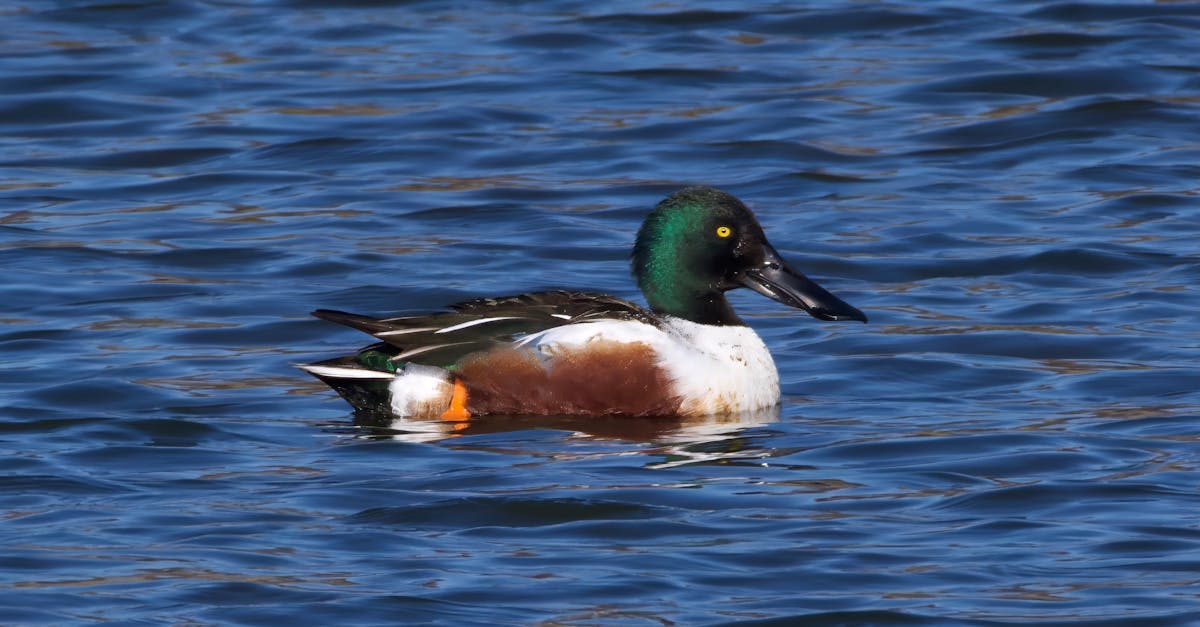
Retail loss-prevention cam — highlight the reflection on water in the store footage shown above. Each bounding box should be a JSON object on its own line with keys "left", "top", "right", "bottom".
{"left": 351, "top": 406, "right": 780, "bottom": 469}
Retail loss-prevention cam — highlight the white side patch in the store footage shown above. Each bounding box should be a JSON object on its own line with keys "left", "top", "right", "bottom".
{"left": 388, "top": 363, "right": 454, "bottom": 417}
{"left": 298, "top": 364, "right": 394, "bottom": 380}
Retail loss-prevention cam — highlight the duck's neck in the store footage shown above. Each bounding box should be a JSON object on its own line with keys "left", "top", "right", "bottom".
{"left": 646, "top": 288, "right": 745, "bottom": 327}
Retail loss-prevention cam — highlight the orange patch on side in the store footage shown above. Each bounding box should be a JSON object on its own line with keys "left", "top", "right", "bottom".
{"left": 439, "top": 376, "right": 472, "bottom": 421}
{"left": 456, "top": 341, "right": 680, "bottom": 417}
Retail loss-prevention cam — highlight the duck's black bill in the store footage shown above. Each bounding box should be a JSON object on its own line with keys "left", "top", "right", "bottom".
{"left": 737, "top": 247, "right": 868, "bottom": 323}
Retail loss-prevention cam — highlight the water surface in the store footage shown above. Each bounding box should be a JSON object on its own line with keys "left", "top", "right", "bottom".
{"left": 2, "top": 1, "right": 1199, "bottom": 625}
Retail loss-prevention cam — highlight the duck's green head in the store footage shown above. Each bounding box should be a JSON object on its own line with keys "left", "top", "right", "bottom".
{"left": 631, "top": 186, "right": 867, "bottom": 326}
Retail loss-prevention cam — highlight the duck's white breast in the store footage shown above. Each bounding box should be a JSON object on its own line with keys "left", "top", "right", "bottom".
{"left": 655, "top": 317, "right": 780, "bottom": 415}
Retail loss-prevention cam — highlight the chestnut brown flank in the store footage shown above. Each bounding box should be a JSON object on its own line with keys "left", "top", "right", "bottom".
{"left": 456, "top": 341, "right": 680, "bottom": 417}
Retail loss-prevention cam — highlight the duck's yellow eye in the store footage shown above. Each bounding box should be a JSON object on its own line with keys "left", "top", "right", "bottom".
{"left": 716, "top": 225, "right": 732, "bottom": 238}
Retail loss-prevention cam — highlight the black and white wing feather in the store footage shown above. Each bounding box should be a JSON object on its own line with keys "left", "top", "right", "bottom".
{"left": 311, "top": 290, "right": 656, "bottom": 368}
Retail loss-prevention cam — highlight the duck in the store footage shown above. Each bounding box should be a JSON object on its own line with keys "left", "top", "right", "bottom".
{"left": 300, "top": 186, "right": 866, "bottom": 419}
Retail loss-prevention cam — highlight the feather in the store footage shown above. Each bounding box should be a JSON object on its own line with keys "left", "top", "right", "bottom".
{"left": 309, "top": 291, "right": 656, "bottom": 368}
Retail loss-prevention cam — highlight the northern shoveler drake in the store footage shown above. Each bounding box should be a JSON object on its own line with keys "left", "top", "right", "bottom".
{"left": 301, "top": 186, "right": 867, "bottom": 419}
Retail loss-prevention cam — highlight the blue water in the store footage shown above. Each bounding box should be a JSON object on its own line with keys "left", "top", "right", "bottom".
{"left": 3, "top": 1, "right": 1200, "bottom": 624}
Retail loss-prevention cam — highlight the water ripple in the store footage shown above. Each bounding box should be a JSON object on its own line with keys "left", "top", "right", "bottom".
{"left": 2, "top": 0, "right": 1199, "bottom": 625}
